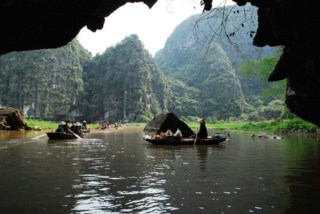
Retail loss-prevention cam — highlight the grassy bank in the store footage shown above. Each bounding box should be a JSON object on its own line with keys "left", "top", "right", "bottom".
{"left": 239, "top": 118, "right": 317, "bottom": 133}
{"left": 187, "top": 122, "right": 243, "bottom": 130}
{"left": 26, "top": 118, "right": 317, "bottom": 134}
{"left": 187, "top": 118, "right": 317, "bottom": 133}
{"left": 25, "top": 119, "right": 57, "bottom": 130}
{"left": 25, "top": 119, "right": 97, "bottom": 130}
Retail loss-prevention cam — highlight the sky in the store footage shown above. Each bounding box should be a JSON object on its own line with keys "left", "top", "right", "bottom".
{"left": 77, "top": 0, "right": 235, "bottom": 56}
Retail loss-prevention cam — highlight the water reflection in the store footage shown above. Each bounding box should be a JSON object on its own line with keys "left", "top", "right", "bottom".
{"left": 284, "top": 137, "right": 320, "bottom": 214}
{"left": 62, "top": 131, "right": 178, "bottom": 213}
{"left": 0, "top": 128, "right": 319, "bottom": 213}
{"left": 196, "top": 144, "right": 226, "bottom": 172}
{"left": 0, "top": 130, "right": 47, "bottom": 139}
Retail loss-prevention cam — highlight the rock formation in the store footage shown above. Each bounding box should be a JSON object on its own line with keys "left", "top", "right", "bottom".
{"left": 0, "top": 106, "right": 31, "bottom": 130}
{"left": 0, "top": 0, "right": 157, "bottom": 55}
{"left": 227, "top": 0, "right": 320, "bottom": 126}
{"left": 0, "top": 0, "right": 319, "bottom": 125}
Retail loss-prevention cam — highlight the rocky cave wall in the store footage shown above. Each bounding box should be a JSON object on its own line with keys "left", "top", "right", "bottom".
{"left": 0, "top": 0, "right": 319, "bottom": 126}
{"left": 229, "top": 0, "right": 320, "bottom": 126}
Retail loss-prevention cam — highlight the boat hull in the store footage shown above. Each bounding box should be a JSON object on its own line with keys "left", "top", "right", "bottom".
{"left": 46, "top": 132, "right": 77, "bottom": 140}
{"left": 144, "top": 136, "right": 226, "bottom": 145}
{"left": 81, "top": 129, "right": 90, "bottom": 133}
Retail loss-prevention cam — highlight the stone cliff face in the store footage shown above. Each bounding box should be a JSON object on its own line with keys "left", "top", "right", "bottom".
{"left": 82, "top": 35, "right": 166, "bottom": 122}
{"left": 0, "top": 40, "right": 91, "bottom": 120}
{"left": 1, "top": 0, "right": 319, "bottom": 126}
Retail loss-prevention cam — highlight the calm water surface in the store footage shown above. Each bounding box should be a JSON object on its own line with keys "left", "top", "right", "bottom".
{"left": 0, "top": 127, "right": 320, "bottom": 214}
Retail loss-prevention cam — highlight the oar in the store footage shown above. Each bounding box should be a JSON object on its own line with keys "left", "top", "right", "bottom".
{"left": 194, "top": 131, "right": 198, "bottom": 145}
{"left": 31, "top": 133, "right": 47, "bottom": 140}
{"left": 68, "top": 128, "right": 82, "bottom": 139}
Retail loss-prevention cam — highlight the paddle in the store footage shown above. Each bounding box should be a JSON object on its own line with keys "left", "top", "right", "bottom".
{"left": 31, "top": 133, "right": 47, "bottom": 140}
{"left": 194, "top": 131, "right": 198, "bottom": 145}
{"left": 67, "top": 128, "right": 82, "bottom": 139}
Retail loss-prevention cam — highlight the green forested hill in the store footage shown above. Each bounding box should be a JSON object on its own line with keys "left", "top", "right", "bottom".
{"left": 81, "top": 34, "right": 205, "bottom": 122}
{"left": 0, "top": 39, "right": 91, "bottom": 119}
{"left": 154, "top": 5, "right": 279, "bottom": 120}
{"left": 81, "top": 35, "right": 167, "bottom": 122}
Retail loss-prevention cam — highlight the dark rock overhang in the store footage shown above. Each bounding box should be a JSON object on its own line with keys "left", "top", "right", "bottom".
{"left": 231, "top": 0, "right": 320, "bottom": 126}
{"left": 0, "top": 0, "right": 157, "bottom": 55}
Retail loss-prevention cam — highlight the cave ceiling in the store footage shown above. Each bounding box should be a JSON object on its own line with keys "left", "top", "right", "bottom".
{"left": 0, "top": 0, "right": 157, "bottom": 55}
{"left": 1, "top": 0, "right": 319, "bottom": 126}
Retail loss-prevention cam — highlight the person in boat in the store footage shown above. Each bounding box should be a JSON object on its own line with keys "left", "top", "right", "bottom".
{"left": 73, "top": 122, "right": 82, "bottom": 136}
{"left": 197, "top": 118, "right": 208, "bottom": 139}
{"left": 64, "top": 121, "right": 71, "bottom": 133}
{"left": 56, "top": 121, "right": 71, "bottom": 133}
{"left": 165, "top": 129, "right": 173, "bottom": 136}
{"left": 82, "top": 120, "right": 88, "bottom": 130}
{"left": 101, "top": 120, "right": 108, "bottom": 129}
{"left": 56, "top": 121, "right": 66, "bottom": 132}
{"left": 174, "top": 128, "right": 183, "bottom": 139}
{"left": 70, "top": 121, "right": 77, "bottom": 133}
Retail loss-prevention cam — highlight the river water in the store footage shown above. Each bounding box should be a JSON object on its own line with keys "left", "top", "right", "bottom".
{"left": 0, "top": 127, "right": 320, "bottom": 214}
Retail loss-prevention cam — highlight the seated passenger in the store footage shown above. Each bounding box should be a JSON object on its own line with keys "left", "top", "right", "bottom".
{"left": 174, "top": 128, "right": 183, "bottom": 139}
{"left": 73, "top": 122, "right": 82, "bottom": 136}
{"left": 56, "top": 121, "right": 66, "bottom": 132}
{"left": 64, "top": 121, "right": 71, "bottom": 133}
{"left": 165, "top": 129, "right": 173, "bottom": 136}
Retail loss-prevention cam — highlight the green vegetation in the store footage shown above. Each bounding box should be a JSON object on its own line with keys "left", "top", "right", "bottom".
{"left": 240, "top": 118, "right": 316, "bottom": 133}
{"left": 187, "top": 118, "right": 316, "bottom": 133}
{"left": 187, "top": 122, "right": 243, "bottom": 130}
{"left": 0, "top": 6, "right": 317, "bottom": 134}
{"left": 25, "top": 119, "right": 97, "bottom": 130}
{"left": 25, "top": 119, "right": 57, "bottom": 130}
{"left": 0, "top": 39, "right": 91, "bottom": 119}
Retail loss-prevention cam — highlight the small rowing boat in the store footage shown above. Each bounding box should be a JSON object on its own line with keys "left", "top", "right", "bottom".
{"left": 46, "top": 132, "right": 80, "bottom": 140}
{"left": 144, "top": 135, "right": 226, "bottom": 145}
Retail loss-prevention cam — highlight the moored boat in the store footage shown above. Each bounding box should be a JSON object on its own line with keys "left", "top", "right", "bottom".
{"left": 46, "top": 132, "right": 79, "bottom": 140}
{"left": 144, "top": 135, "right": 226, "bottom": 145}
{"left": 81, "top": 128, "right": 90, "bottom": 133}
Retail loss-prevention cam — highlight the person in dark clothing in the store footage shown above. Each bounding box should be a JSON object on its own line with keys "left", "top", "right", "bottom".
{"left": 197, "top": 118, "right": 208, "bottom": 139}
{"left": 71, "top": 121, "right": 82, "bottom": 136}
{"left": 64, "top": 121, "right": 71, "bottom": 133}
{"left": 56, "top": 121, "right": 66, "bottom": 132}
{"left": 74, "top": 122, "right": 82, "bottom": 136}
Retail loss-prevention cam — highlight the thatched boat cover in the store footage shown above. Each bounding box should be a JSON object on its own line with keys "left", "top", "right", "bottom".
{"left": 143, "top": 113, "right": 194, "bottom": 138}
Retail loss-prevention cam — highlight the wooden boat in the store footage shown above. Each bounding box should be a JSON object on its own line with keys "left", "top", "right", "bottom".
{"left": 144, "top": 135, "right": 226, "bottom": 145}
{"left": 46, "top": 132, "right": 78, "bottom": 140}
{"left": 81, "top": 128, "right": 90, "bottom": 133}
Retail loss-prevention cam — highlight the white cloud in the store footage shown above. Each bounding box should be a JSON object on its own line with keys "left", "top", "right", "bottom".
{"left": 77, "top": 0, "right": 234, "bottom": 56}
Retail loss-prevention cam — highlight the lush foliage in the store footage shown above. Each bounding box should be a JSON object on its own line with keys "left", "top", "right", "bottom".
{"left": 240, "top": 118, "right": 316, "bottom": 133}
{"left": 0, "top": 39, "right": 91, "bottom": 120}
{"left": 81, "top": 35, "right": 167, "bottom": 123}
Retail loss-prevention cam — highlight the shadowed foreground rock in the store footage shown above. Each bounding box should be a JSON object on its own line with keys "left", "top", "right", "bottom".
{"left": 230, "top": 0, "right": 320, "bottom": 126}
{"left": 0, "top": 0, "right": 157, "bottom": 55}
{"left": 0, "top": 106, "right": 31, "bottom": 130}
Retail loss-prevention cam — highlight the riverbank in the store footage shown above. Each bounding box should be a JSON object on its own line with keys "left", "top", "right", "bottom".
{"left": 24, "top": 118, "right": 318, "bottom": 136}
{"left": 187, "top": 118, "right": 317, "bottom": 135}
